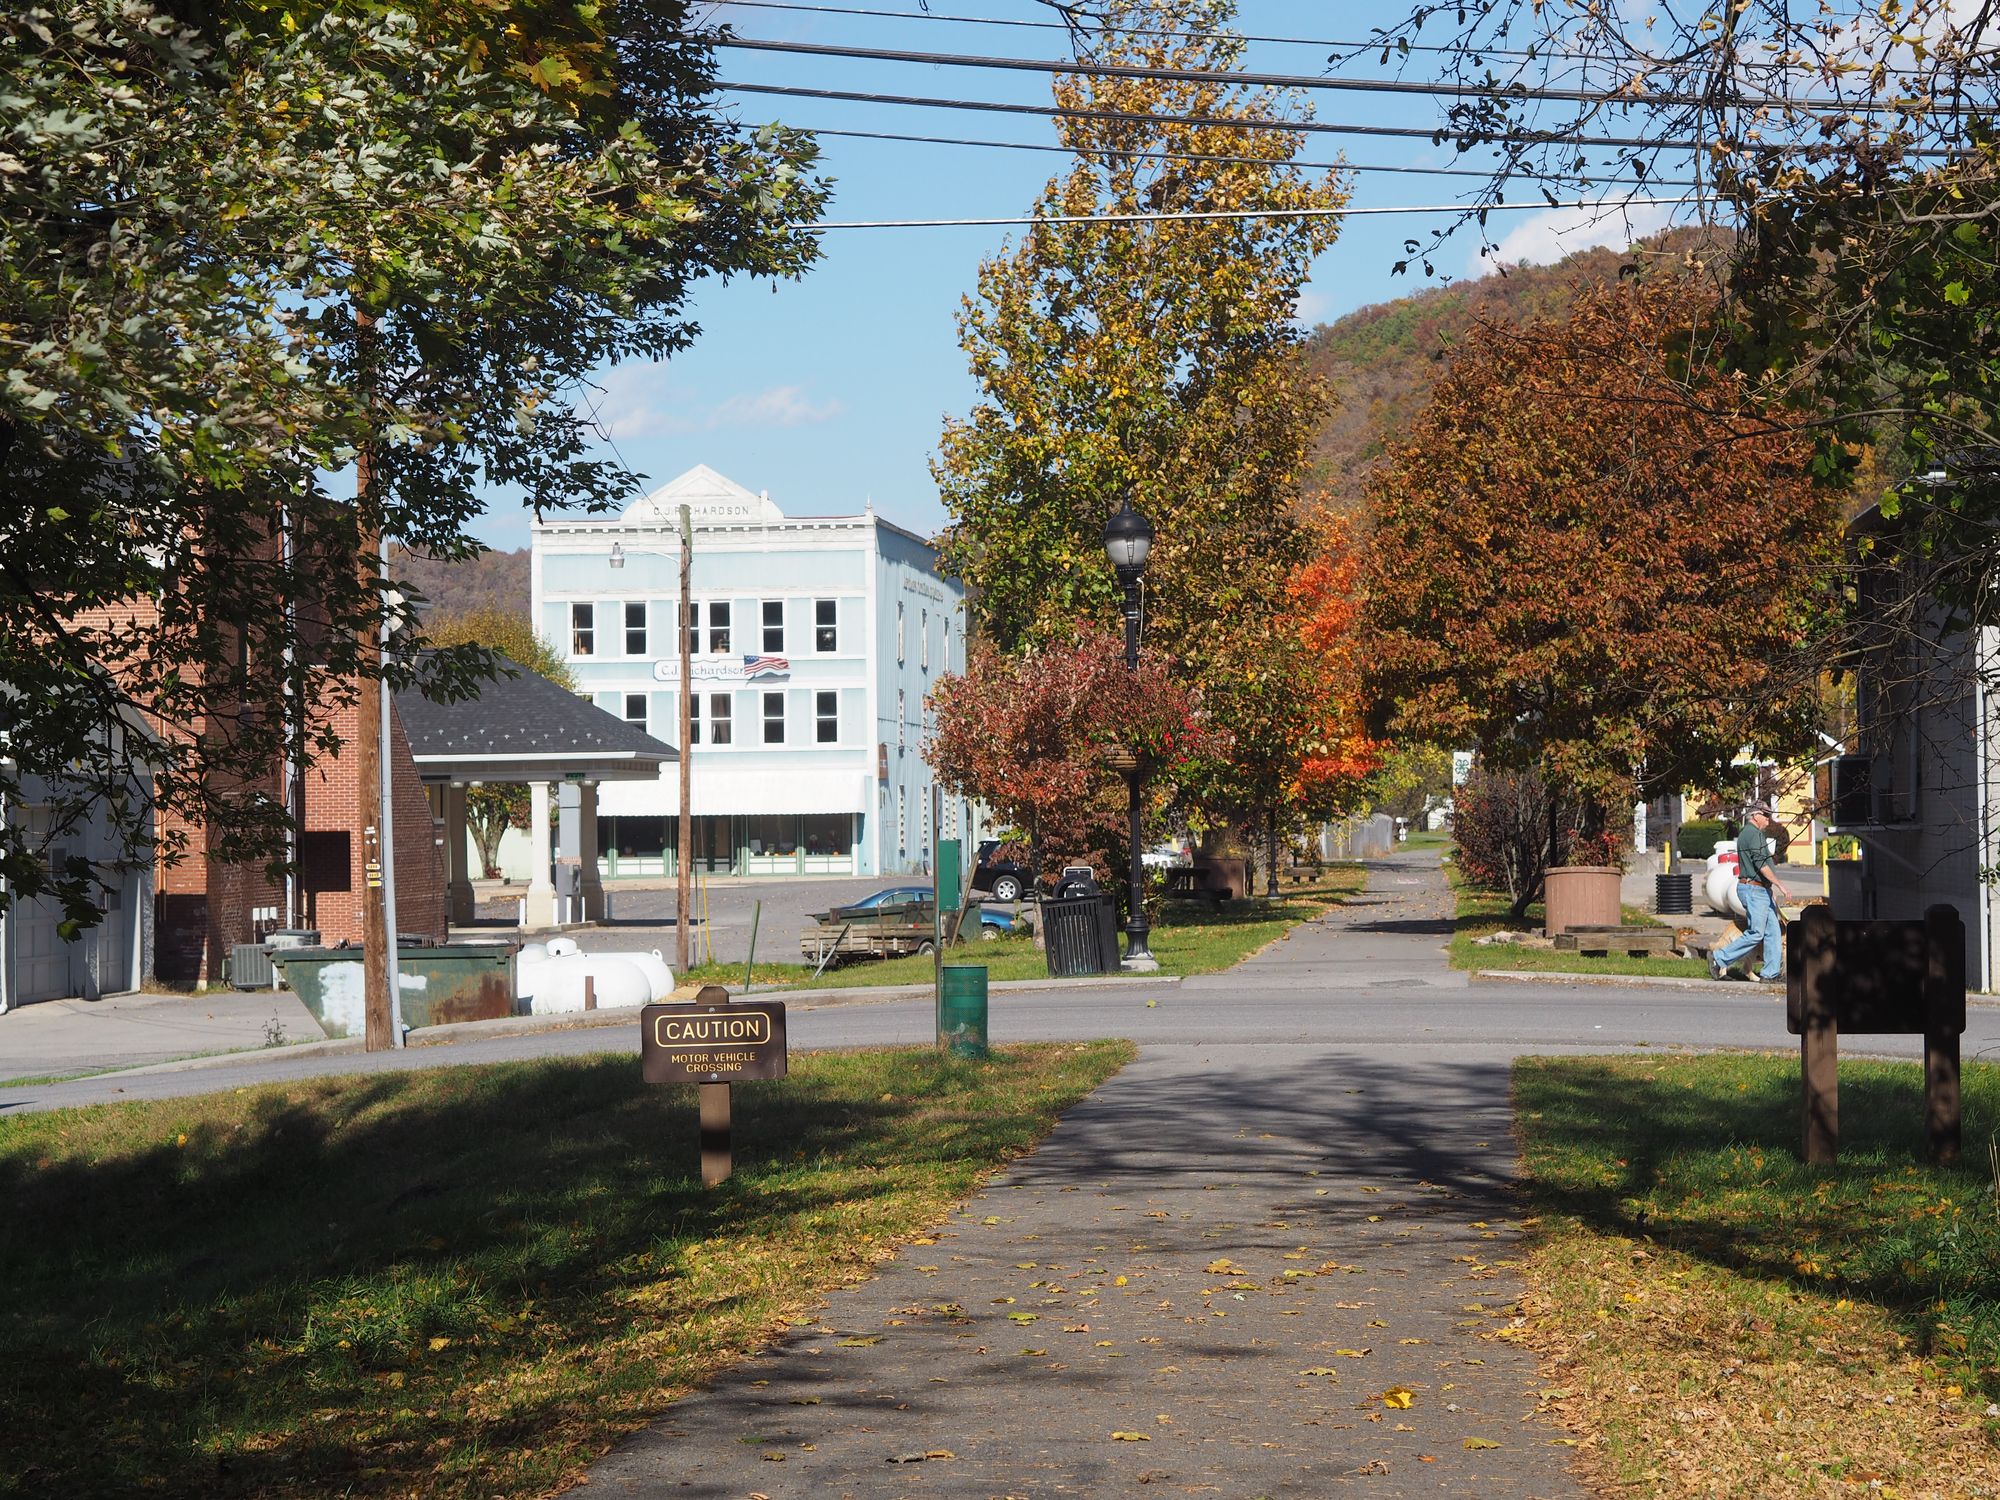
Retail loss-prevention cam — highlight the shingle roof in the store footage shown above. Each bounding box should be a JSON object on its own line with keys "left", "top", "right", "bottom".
{"left": 393, "top": 658, "right": 676, "bottom": 780}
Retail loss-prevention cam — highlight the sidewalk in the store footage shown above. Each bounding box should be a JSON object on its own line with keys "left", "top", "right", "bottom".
{"left": 590, "top": 851, "right": 1584, "bottom": 1498}
{"left": 0, "top": 990, "right": 327, "bottom": 1083}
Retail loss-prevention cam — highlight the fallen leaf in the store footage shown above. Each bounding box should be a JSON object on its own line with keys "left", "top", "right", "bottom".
{"left": 1333, "top": 1348, "right": 1370, "bottom": 1358}
{"left": 837, "top": 1336, "right": 881, "bottom": 1346}
{"left": 1299, "top": 1367, "right": 1341, "bottom": 1377}
{"left": 1464, "top": 1437, "right": 1500, "bottom": 1450}
{"left": 760, "top": 1452, "right": 785, "bottom": 1462}
{"left": 1109, "top": 1431, "right": 1151, "bottom": 1442}
{"left": 1380, "top": 1388, "right": 1414, "bottom": 1409}
{"left": 1204, "top": 1259, "right": 1241, "bottom": 1274}
{"left": 789, "top": 1396, "right": 821, "bottom": 1406}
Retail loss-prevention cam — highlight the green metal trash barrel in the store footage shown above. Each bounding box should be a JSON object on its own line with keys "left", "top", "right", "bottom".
{"left": 938, "top": 964, "right": 989, "bottom": 1060}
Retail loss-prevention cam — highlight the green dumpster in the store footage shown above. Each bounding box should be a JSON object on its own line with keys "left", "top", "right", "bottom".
{"left": 938, "top": 964, "right": 989, "bottom": 1060}
{"left": 273, "top": 943, "right": 518, "bottom": 1039}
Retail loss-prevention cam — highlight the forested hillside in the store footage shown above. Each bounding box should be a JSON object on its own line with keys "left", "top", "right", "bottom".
{"left": 1306, "top": 228, "right": 1730, "bottom": 509}
{"left": 393, "top": 544, "right": 531, "bottom": 619}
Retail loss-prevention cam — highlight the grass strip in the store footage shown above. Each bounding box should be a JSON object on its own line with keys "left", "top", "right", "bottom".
{"left": 1513, "top": 1052, "right": 2000, "bottom": 1498}
{"left": 1449, "top": 870, "right": 1713, "bottom": 979}
{"left": 0, "top": 1041, "right": 1131, "bottom": 1498}
{"left": 684, "top": 865, "right": 1367, "bottom": 992}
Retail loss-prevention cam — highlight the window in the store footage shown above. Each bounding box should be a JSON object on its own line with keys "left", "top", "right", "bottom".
{"left": 744, "top": 814, "right": 799, "bottom": 857}
{"left": 802, "top": 813, "right": 851, "bottom": 856}
{"left": 920, "top": 608, "right": 929, "bottom": 669}
{"left": 571, "top": 601, "right": 595, "bottom": 657}
{"left": 896, "top": 688, "right": 906, "bottom": 749}
{"left": 707, "top": 600, "right": 731, "bottom": 655}
{"left": 683, "top": 598, "right": 699, "bottom": 655}
{"left": 896, "top": 600, "right": 905, "bottom": 662}
{"left": 623, "top": 693, "right": 647, "bottom": 728}
{"left": 762, "top": 599, "right": 784, "bottom": 653}
{"left": 816, "top": 690, "right": 838, "bottom": 744}
{"left": 815, "top": 598, "right": 837, "bottom": 652}
{"left": 625, "top": 601, "right": 647, "bottom": 657}
{"left": 762, "top": 690, "right": 785, "bottom": 744}
{"left": 708, "top": 692, "right": 732, "bottom": 745}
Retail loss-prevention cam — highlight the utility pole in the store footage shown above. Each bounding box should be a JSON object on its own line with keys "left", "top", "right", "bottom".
{"left": 676, "top": 502, "right": 693, "bottom": 974}
{"left": 356, "top": 442, "right": 393, "bottom": 1050}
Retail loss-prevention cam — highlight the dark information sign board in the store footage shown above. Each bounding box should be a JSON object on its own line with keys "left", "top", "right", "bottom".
{"left": 641, "top": 999, "right": 788, "bottom": 1084}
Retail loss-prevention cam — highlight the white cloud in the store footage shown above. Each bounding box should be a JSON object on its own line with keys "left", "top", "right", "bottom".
{"left": 1465, "top": 199, "right": 1677, "bottom": 279}
{"left": 589, "top": 367, "right": 843, "bottom": 440}
{"left": 709, "top": 384, "right": 844, "bottom": 429}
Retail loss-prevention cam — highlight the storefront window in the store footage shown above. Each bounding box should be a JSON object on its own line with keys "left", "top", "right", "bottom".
{"left": 802, "top": 814, "right": 852, "bottom": 857}
{"left": 744, "top": 815, "right": 799, "bottom": 857}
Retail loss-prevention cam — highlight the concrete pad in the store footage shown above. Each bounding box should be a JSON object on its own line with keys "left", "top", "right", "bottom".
{"left": 0, "top": 991, "right": 327, "bottom": 1081}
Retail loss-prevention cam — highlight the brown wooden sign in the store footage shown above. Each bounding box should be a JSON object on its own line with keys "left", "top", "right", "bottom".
{"left": 641, "top": 997, "right": 788, "bottom": 1085}
{"left": 1786, "top": 904, "right": 1965, "bottom": 1165}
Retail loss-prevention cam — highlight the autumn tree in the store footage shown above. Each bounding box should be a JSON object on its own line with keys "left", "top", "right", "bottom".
{"left": 0, "top": 0, "right": 825, "bottom": 930}
{"left": 1175, "top": 513, "right": 1378, "bottom": 892}
{"left": 1362, "top": 277, "right": 1842, "bottom": 913}
{"left": 932, "top": 0, "right": 1349, "bottom": 849}
{"left": 423, "top": 609, "right": 574, "bottom": 878}
{"left": 927, "top": 628, "right": 1219, "bottom": 893}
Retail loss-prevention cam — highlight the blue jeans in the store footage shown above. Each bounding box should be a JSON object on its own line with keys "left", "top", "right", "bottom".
{"left": 1714, "top": 881, "right": 1782, "bottom": 979}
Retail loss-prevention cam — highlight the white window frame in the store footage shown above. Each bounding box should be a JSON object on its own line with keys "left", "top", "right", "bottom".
{"left": 816, "top": 689, "right": 838, "bottom": 744}
{"left": 708, "top": 692, "right": 733, "bottom": 745}
{"left": 624, "top": 601, "right": 647, "bottom": 658}
{"left": 762, "top": 599, "right": 784, "bottom": 654}
{"left": 762, "top": 690, "right": 785, "bottom": 744}
{"left": 622, "top": 692, "right": 647, "bottom": 728}
{"left": 815, "top": 598, "right": 838, "bottom": 653}
{"left": 707, "top": 600, "right": 732, "bottom": 656}
{"left": 571, "top": 601, "right": 596, "bottom": 657}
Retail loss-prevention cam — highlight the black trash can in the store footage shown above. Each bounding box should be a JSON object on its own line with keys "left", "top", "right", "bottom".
{"left": 1044, "top": 892, "right": 1121, "bottom": 977}
{"left": 1654, "top": 872, "right": 1695, "bottom": 916}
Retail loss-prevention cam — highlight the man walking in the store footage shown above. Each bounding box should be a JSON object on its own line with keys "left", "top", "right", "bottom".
{"left": 1711, "top": 802, "right": 1795, "bottom": 982}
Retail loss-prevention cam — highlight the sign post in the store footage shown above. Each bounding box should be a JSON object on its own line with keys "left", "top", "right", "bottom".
{"left": 641, "top": 983, "right": 789, "bottom": 1186}
{"left": 1787, "top": 904, "right": 1965, "bottom": 1164}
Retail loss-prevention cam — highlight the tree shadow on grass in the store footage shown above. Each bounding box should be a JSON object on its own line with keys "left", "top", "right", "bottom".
{"left": 0, "top": 1048, "right": 1076, "bottom": 1498}
{"left": 1514, "top": 1056, "right": 2000, "bottom": 1364}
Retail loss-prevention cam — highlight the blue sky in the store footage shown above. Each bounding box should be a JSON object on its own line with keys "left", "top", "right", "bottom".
{"left": 473, "top": 1, "right": 1682, "bottom": 551}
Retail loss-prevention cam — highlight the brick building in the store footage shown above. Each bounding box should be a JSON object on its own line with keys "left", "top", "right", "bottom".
{"left": 154, "top": 690, "right": 445, "bottom": 984}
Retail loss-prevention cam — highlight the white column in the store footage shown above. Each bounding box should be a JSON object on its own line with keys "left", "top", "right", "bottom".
{"left": 522, "top": 780, "right": 556, "bottom": 927}
{"left": 444, "top": 783, "right": 473, "bottom": 926}
{"left": 578, "top": 782, "right": 605, "bottom": 920}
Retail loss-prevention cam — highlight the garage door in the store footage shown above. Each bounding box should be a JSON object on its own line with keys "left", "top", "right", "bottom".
{"left": 13, "top": 887, "right": 73, "bottom": 1002}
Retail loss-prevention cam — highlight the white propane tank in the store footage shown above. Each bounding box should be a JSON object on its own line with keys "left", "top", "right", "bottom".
{"left": 1704, "top": 840, "right": 1746, "bottom": 918}
{"left": 621, "top": 950, "right": 674, "bottom": 1000}
{"left": 523, "top": 953, "right": 651, "bottom": 1013}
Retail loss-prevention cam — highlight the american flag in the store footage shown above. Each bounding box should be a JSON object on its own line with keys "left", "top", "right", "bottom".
{"left": 743, "top": 653, "right": 790, "bottom": 679}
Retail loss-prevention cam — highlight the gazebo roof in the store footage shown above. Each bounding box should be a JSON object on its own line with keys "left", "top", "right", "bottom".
{"left": 394, "top": 658, "right": 676, "bottom": 785}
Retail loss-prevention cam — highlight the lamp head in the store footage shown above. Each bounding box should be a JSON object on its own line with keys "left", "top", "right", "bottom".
{"left": 1102, "top": 491, "right": 1154, "bottom": 580}
{"left": 608, "top": 541, "right": 626, "bottom": 569}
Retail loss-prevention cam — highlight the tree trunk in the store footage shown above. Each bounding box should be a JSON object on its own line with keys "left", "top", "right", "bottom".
{"left": 468, "top": 810, "right": 507, "bottom": 879}
{"left": 1264, "top": 806, "right": 1279, "bottom": 898}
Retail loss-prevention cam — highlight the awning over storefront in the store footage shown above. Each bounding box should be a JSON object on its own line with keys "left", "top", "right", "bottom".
{"left": 597, "top": 767, "right": 871, "bottom": 819}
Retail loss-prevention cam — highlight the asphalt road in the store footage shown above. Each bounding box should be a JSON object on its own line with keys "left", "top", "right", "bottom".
{"left": 473, "top": 874, "right": 951, "bottom": 969}
{"left": 7, "top": 847, "right": 1995, "bottom": 1116}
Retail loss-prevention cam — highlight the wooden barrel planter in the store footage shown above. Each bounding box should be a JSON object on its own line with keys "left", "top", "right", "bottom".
{"left": 1543, "top": 864, "right": 1623, "bottom": 936}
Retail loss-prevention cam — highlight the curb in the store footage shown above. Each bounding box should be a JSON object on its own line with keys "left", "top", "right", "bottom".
{"left": 1470, "top": 968, "right": 1758, "bottom": 993}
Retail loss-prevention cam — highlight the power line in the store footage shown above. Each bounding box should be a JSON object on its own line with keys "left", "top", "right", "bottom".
{"left": 742, "top": 122, "right": 1706, "bottom": 186}
{"left": 710, "top": 0, "right": 1596, "bottom": 63}
{"left": 718, "top": 33, "right": 1881, "bottom": 113}
{"left": 718, "top": 80, "right": 1702, "bottom": 151}
{"left": 805, "top": 196, "right": 1699, "bottom": 230}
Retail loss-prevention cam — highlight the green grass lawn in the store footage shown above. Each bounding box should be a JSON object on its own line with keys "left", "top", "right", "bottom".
{"left": 0, "top": 1042, "right": 1131, "bottom": 1499}
{"left": 1449, "top": 871, "right": 1714, "bottom": 979}
{"left": 1514, "top": 1053, "right": 2000, "bottom": 1497}
{"left": 685, "top": 865, "right": 1369, "bottom": 992}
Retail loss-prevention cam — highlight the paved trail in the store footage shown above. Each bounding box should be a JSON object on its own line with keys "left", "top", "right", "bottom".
{"left": 592, "top": 854, "right": 1583, "bottom": 1498}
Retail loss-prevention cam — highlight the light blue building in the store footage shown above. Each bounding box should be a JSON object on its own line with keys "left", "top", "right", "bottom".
{"left": 530, "top": 465, "right": 972, "bottom": 879}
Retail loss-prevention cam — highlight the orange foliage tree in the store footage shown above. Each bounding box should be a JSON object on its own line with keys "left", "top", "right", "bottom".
{"left": 1362, "top": 277, "right": 1842, "bottom": 900}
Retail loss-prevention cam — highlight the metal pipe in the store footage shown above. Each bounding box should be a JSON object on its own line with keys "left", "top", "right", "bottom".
{"left": 1120, "top": 578, "right": 1154, "bottom": 968}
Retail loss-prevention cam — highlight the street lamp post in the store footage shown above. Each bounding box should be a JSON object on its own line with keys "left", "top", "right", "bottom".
{"left": 1103, "top": 491, "right": 1158, "bottom": 973}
